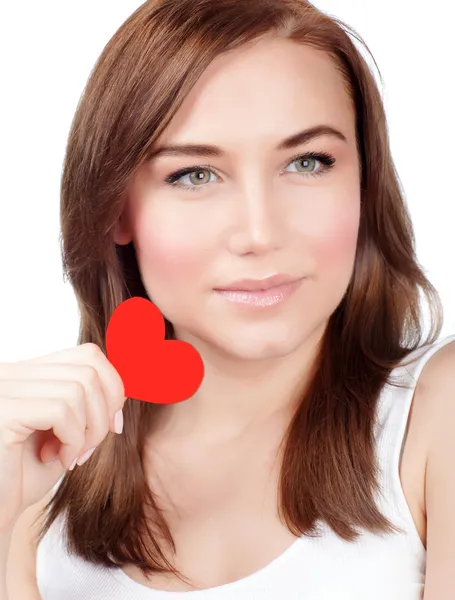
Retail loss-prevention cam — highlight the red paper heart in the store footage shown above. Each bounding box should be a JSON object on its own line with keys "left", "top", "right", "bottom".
{"left": 106, "top": 297, "right": 204, "bottom": 404}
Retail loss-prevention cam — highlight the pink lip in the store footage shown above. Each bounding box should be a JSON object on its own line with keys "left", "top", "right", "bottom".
{"left": 215, "top": 274, "right": 301, "bottom": 292}
{"left": 214, "top": 276, "right": 304, "bottom": 309}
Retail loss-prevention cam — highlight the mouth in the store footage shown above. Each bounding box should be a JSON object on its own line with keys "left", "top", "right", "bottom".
{"left": 213, "top": 274, "right": 304, "bottom": 309}
{"left": 215, "top": 273, "right": 302, "bottom": 292}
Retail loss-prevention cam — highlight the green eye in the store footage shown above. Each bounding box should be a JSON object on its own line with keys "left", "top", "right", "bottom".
{"left": 187, "top": 169, "right": 212, "bottom": 185}
{"left": 164, "top": 151, "right": 336, "bottom": 193}
{"left": 293, "top": 156, "right": 318, "bottom": 173}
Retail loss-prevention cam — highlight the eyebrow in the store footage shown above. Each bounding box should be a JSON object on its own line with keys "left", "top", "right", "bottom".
{"left": 150, "top": 125, "right": 347, "bottom": 159}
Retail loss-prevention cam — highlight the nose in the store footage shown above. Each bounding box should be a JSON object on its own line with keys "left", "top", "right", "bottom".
{"left": 227, "top": 179, "right": 285, "bottom": 257}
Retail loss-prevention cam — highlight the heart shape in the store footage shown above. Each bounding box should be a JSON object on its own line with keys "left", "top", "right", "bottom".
{"left": 106, "top": 297, "right": 204, "bottom": 404}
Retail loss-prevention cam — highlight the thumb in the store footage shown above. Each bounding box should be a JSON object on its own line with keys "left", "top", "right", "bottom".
{"left": 40, "top": 438, "right": 63, "bottom": 465}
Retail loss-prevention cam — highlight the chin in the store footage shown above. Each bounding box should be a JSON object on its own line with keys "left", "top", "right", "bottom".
{"left": 206, "top": 323, "right": 305, "bottom": 362}
{"left": 172, "top": 313, "right": 312, "bottom": 363}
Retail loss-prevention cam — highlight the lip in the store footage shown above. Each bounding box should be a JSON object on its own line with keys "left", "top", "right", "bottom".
{"left": 214, "top": 274, "right": 302, "bottom": 292}
{"left": 214, "top": 276, "right": 304, "bottom": 309}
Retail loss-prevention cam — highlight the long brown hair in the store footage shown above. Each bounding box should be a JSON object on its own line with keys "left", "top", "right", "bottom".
{"left": 37, "top": 0, "right": 443, "bottom": 583}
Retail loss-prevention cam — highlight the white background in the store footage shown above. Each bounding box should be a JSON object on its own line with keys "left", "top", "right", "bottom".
{"left": 0, "top": 1, "right": 453, "bottom": 362}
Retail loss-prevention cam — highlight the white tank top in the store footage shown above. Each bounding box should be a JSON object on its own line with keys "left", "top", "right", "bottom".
{"left": 36, "top": 333, "right": 455, "bottom": 600}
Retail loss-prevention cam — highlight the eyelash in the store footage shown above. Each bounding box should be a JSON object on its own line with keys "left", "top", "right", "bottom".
{"left": 163, "top": 151, "right": 336, "bottom": 193}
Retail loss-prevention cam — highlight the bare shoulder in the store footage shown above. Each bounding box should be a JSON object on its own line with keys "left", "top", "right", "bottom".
{"left": 411, "top": 339, "right": 455, "bottom": 598}
{"left": 415, "top": 337, "right": 455, "bottom": 468}
{"left": 406, "top": 338, "right": 455, "bottom": 505}
{"left": 413, "top": 339, "right": 455, "bottom": 433}
{"left": 399, "top": 339, "right": 455, "bottom": 533}
{"left": 418, "top": 338, "right": 455, "bottom": 384}
{"left": 7, "top": 490, "right": 54, "bottom": 599}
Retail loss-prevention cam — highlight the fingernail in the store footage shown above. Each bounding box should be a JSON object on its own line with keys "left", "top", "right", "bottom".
{"left": 69, "top": 457, "right": 78, "bottom": 471}
{"left": 76, "top": 447, "right": 96, "bottom": 467}
{"left": 114, "top": 409, "right": 124, "bottom": 434}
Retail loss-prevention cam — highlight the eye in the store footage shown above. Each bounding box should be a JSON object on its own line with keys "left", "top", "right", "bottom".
{"left": 283, "top": 151, "right": 336, "bottom": 178}
{"left": 164, "top": 151, "right": 336, "bottom": 193}
{"left": 164, "top": 167, "right": 219, "bottom": 192}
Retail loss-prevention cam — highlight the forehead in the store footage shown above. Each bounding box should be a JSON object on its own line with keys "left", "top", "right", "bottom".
{"left": 158, "top": 37, "right": 355, "bottom": 150}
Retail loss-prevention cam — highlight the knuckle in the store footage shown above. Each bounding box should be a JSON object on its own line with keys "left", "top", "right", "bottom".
{"left": 82, "top": 364, "right": 99, "bottom": 388}
{"left": 69, "top": 380, "right": 86, "bottom": 401}
{"left": 67, "top": 391, "right": 85, "bottom": 416}
{"left": 83, "top": 343, "right": 102, "bottom": 360}
{"left": 54, "top": 399, "right": 72, "bottom": 423}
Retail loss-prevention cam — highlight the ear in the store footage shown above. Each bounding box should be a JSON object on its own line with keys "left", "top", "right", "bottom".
{"left": 113, "top": 213, "right": 133, "bottom": 246}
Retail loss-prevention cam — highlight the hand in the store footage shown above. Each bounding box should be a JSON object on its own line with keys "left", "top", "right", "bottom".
{"left": 0, "top": 343, "right": 126, "bottom": 533}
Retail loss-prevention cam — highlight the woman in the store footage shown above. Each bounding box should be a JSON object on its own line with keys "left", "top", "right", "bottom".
{"left": 1, "top": 0, "right": 454, "bottom": 598}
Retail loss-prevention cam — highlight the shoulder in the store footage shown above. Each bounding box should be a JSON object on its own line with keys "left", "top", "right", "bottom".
{"left": 416, "top": 336, "right": 455, "bottom": 479}
{"left": 419, "top": 337, "right": 455, "bottom": 383}
{"left": 406, "top": 338, "right": 455, "bottom": 467}
{"left": 412, "top": 338, "right": 455, "bottom": 599}
{"left": 414, "top": 338, "right": 455, "bottom": 437}
{"left": 399, "top": 339, "right": 455, "bottom": 470}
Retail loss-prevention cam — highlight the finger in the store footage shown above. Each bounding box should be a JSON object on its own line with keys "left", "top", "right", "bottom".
{"left": 0, "top": 354, "right": 124, "bottom": 435}
{"left": 0, "top": 375, "right": 87, "bottom": 431}
{"left": 68, "top": 364, "right": 110, "bottom": 450}
{"left": 0, "top": 364, "right": 109, "bottom": 450}
{"left": 0, "top": 370, "right": 111, "bottom": 458}
{"left": 79, "top": 344, "right": 126, "bottom": 429}
{"left": 15, "top": 345, "right": 89, "bottom": 365}
{"left": 17, "top": 343, "right": 126, "bottom": 428}
{"left": 0, "top": 397, "right": 85, "bottom": 469}
{"left": 40, "top": 436, "right": 62, "bottom": 464}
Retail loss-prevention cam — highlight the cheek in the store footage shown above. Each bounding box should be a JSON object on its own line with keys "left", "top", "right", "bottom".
{"left": 133, "top": 211, "right": 210, "bottom": 291}
{"left": 303, "top": 196, "right": 360, "bottom": 276}
{"left": 316, "top": 217, "right": 359, "bottom": 266}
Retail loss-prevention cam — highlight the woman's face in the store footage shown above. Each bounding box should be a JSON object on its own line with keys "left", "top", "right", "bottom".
{"left": 116, "top": 37, "right": 361, "bottom": 361}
